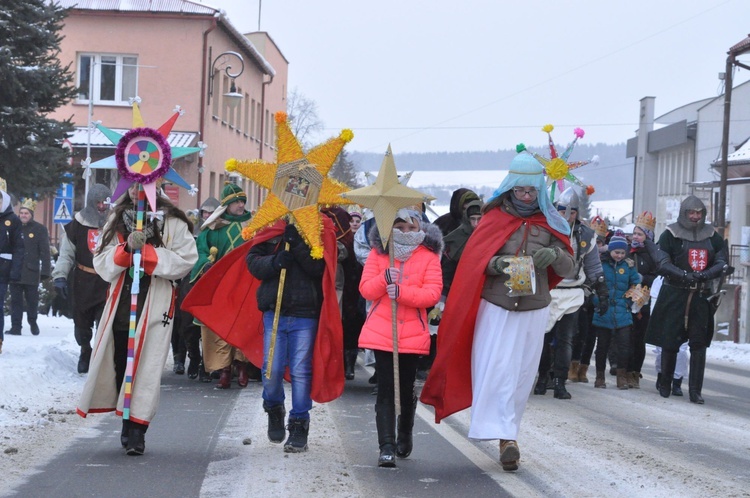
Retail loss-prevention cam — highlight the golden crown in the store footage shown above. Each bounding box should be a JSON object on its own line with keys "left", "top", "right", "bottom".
{"left": 589, "top": 216, "right": 608, "bottom": 238}
{"left": 21, "top": 198, "right": 38, "bottom": 212}
{"left": 635, "top": 211, "right": 656, "bottom": 232}
{"left": 0, "top": 177, "right": 6, "bottom": 192}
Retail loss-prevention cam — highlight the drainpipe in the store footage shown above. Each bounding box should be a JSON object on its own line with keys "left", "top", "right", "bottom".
{"left": 198, "top": 17, "right": 218, "bottom": 209}
{"left": 256, "top": 74, "right": 274, "bottom": 208}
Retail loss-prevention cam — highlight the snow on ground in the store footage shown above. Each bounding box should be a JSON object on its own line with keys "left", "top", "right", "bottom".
{"left": 2, "top": 313, "right": 750, "bottom": 493}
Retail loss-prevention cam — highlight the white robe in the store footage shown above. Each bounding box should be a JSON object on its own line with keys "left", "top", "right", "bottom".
{"left": 77, "top": 216, "right": 198, "bottom": 425}
{"left": 469, "top": 299, "right": 549, "bottom": 440}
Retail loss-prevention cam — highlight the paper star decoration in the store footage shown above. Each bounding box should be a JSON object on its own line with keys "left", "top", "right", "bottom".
{"left": 516, "top": 124, "right": 599, "bottom": 201}
{"left": 88, "top": 102, "right": 201, "bottom": 211}
{"left": 342, "top": 145, "right": 434, "bottom": 248}
{"left": 225, "top": 111, "right": 354, "bottom": 259}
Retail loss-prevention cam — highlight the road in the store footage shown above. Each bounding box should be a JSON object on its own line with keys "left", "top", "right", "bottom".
{"left": 4, "top": 350, "right": 750, "bottom": 497}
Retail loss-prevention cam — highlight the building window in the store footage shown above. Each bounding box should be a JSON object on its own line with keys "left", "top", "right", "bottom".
{"left": 77, "top": 53, "right": 138, "bottom": 105}
{"left": 250, "top": 99, "right": 256, "bottom": 139}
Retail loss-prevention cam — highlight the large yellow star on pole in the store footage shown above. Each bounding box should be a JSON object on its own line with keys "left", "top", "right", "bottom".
{"left": 225, "top": 112, "right": 353, "bottom": 258}
{"left": 342, "top": 145, "right": 434, "bottom": 248}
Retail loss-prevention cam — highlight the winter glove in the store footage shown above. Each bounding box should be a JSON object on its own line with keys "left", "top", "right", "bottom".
{"left": 597, "top": 298, "right": 609, "bottom": 316}
{"left": 54, "top": 277, "right": 68, "bottom": 300}
{"left": 127, "top": 231, "right": 147, "bottom": 251}
{"left": 202, "top": 262, "right": 214, "bottom": 275}
{"left": 283, "top": 224, "right": 303, "bottom": 246}
{"left": 692, "top": 271, "right": 709, "bottom": 282}
{"left": 532, "top": 247, "right": 559, "bottom": 269}
{"left": 593, "top": 275, "right": 609, "bottom": 316}
{"left": 386, "top": 283, "right": 400, "bottom": 300}
{"left": 490, "top": 256, "right": 511, "bottom": 274}
{"left": 273, "top": 250, "right": 294, "bottom": 271}
{"left": 384, "top": 267, "right": 400, "bottom": 284}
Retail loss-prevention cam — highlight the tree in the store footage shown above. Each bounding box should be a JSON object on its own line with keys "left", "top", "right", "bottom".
{"left": 286, "top": 87, "right": 324, "bottom": 149}
{"left": 0, "top": 0, "right": 77, "bottom": 199}
{"left": 330, "top": 149, "right": 362, "bottom": 188}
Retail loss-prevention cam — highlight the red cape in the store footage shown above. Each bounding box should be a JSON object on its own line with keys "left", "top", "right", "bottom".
{"left": 419, "top": 207, "right": 572, "bottom": 422}
{"left": 182, "top": 217, "right": 344, "bottom": 403}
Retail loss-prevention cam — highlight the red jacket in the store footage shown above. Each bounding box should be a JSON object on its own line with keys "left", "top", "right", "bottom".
{"left": 358, "top": 238, "right": 442, "bottom": 354}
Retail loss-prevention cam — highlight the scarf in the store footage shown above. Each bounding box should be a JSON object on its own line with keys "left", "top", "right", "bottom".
{"left": 510, "top": 196, "right": 540, "bottom": 218}
{"left": 123, "top": 209, "right": 162, "bottom": 239}
{"left": 392, "top": 229, "right": 425, "bottom": 262}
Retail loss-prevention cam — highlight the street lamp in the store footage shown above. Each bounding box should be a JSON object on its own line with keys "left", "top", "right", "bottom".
{"left": 208, "top": 51, "right": 245, "bottom": 110}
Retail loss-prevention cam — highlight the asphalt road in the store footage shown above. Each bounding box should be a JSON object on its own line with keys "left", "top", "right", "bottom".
{"left": 6, "top": 350, "right": 750, "bottom": 497}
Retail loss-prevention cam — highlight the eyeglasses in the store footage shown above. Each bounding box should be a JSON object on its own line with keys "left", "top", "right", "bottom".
{"left": 512, "top": 187, "right": 538, "bottom": 197}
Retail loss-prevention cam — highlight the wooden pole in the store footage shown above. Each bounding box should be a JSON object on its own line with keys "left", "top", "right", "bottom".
{"left": 389, "top": 237, "right": 401, "bottom": 418}
{"left": 265, "top": 241, "right": 290, "bottom": 380}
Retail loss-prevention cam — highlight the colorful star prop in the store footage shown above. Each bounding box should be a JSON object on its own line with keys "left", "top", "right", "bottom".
{"left": 516, "top": 124, "right": 599, "bottom": 201}
{"left": 225, "top": 111, "right": 354, "bottom": 259}
{"left": 88, "top": 101, "right": 201, "bottom": 210}
{"left": 342, "top": 145, "right": 434, "bottom": 248}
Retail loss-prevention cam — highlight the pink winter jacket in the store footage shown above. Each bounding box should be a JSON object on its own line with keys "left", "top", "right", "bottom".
{"left": 358, "top": 224, "right": 443, "bottom": 355}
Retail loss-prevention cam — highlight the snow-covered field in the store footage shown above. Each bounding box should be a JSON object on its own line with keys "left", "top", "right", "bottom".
{"left": 2, "top": 314, "right": 750, "bottom": 495}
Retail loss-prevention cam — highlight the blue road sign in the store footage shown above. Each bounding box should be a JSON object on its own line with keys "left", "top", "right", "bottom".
{"left": 56, "top": 183, "right": 74, "bottom": 199}
{"left": 53, "top": 198, "right": 73, "bottom": 224}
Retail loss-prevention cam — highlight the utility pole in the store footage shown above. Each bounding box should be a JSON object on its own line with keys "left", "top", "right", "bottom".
{"left": 718, "top": 34, "right": 750, "bottom": 237}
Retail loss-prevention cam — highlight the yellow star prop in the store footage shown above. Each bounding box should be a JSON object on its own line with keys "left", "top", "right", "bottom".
{"left": 342, "top": 145, "right": 434, "bottom": 247}
{"left": 225, "top": 112, "right": 353, "bottom": 258}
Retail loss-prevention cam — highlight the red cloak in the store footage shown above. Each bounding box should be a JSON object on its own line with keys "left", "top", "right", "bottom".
{"left": 182, "top": 217, "right": 344, "bottom": 403}
{"left": 419, "top": 207, "right": 572, "bottom": 422}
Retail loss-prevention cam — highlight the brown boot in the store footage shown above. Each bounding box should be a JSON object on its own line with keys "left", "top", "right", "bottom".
{"left": 567, "top": 361, "right": 580, "bottom": 383}
{"left": 499, "top": 439, "right": 520, "bottom": 471}
{"left": 578, "top": 364, "right": 589, "bottom": 383}
{"left": 215, "top": 367, "right": 231, "bottom": 389}
{"left": 237, "top": 362, "right": 249, "bottom": 388}
{"left": 616, "top": 368, "right": 629, "bottom": 390}
{"left": 594, "top": 370, "right": 606, "bottom": 388}
{"left": 629, "top": 371, "right": 641, "bottom": 389}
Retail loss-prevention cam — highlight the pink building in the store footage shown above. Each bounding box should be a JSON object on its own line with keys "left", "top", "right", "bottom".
{"left": 43, "top": 0, "right": 288, "bottom": 239}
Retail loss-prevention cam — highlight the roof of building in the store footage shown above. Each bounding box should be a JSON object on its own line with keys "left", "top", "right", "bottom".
{"left": 56, "top": 0, "right": 275, "bottom": 76}
{"left": 67, "top": 126, "right": 198, "bottom": 148}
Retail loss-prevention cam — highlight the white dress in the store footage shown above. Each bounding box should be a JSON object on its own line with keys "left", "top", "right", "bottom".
{"left": 468, "top": 299, "right": 549, "bottom": 440}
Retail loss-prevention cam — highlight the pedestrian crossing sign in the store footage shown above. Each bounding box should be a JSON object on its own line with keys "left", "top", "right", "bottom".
{"left": 53, "top": 198, "right": 73, "bottom": 224}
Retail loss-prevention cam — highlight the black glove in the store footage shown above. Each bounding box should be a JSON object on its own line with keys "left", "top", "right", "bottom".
{"left": 283, "top": 224, "right": 303, "bottom": 245}
{"left": 597, "top": 298, "right": 609, "bottom": 316}
{"left": 692, "top": 271, "right": 709, "bottom": 282}
{"left": 202, "top": 262, "right": 214, "bottom": 274}
{"left": 273, "top": 250, "right": 294, "bottom": 271}
{"left": 54, "top": 277, "right": 68, "bottom": 300}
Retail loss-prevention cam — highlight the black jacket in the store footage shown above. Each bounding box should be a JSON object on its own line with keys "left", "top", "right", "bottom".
{"left": 246, "top": 231, "right": 326, "bottom": 319}
{"left": 0, "top": 205, "right": 24, "bottom": 284}
{"left": 18, "top": 219, "right": 51, "bottom": 285}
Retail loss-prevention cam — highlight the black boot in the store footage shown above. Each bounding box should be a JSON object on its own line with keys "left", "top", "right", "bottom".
{"left": 671, "top": 377, "right": 684, "bottom": 396}
{"left": 553, "top": 377, "right": 572, "bottom": 399}
{"left": 659, "top": 350, "right": 677, "bottom": 398}
{"left": 126, "top": 422, "right": 147, "bottom": 456}
{"left": 29, "top": 321, "right": 40, "bottom": 336}
{"left": 198, "top": 361, "right": 212, "bottom": 383}
{"left": 265, "top": 405, "right": 286, "bottom": 443}
{"left": 533, "top": 374, "right": 548, "bottom": 395}
{"left": 78, "top": 345, "right": 92, "bottom": 374}
{"left": 376, "top": 404, "right": 396, "bottom": 467}
{"left": 173, "top": 355, "right": 185, "bottom": 375}
{"left": 656, "top": 372, "right": 662, "bottom": 391}
{"left": 284, "top": 418, "right": 309, "bottom": 453}
{"left": 396, "top": 395, "right": 417, "bottom": 458}
{"left": 689, "top": 348, "right": 706, "bottom": 404}
{"left": 120, "top": 419, "right": 130, "bottom": 448}
{"left": 344, "top": 349, "right": 358, "bottom": 380}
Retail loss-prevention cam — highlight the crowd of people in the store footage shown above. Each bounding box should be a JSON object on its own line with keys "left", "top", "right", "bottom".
{"left": 0, "top": 160, "right": 729, "bottom": 467}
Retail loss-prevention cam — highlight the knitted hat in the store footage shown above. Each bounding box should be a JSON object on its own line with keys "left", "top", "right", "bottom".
{"left": 349, "top": 209, "right": 362, "bottom": 220}
{"left": 608, "top": 235, "right": 628, "bottom": 252}
{"left": 220, "top": 182, "right": 247, "bottom": 206}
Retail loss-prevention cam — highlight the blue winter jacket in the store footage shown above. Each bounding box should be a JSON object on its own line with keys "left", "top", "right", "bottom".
{"left": 592, "top": 253, "right": 641, "bottom": 330}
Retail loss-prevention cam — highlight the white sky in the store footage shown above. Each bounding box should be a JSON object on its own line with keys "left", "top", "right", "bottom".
{"left": 200, "top": 0, "right": 750, "bottom": 154}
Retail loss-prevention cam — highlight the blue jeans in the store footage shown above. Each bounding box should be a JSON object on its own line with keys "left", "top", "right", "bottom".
{"left": 262, "top": 312, "right": 318, "bottom": 420}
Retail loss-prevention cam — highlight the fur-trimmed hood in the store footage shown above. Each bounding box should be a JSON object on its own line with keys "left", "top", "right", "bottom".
{"left": 368, "top": 221, "right": 444, "bottom": 256}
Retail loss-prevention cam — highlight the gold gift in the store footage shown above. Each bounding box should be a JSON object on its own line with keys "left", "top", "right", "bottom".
{"left": 502, "top": 256, "right": 537, "bottom": 297}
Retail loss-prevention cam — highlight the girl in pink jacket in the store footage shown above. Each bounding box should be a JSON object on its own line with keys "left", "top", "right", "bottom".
{"left": 358, "top": 209, "right": 443, "bottom": 468}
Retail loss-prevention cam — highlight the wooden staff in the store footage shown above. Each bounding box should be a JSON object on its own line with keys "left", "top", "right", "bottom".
{"left": 389, "top": 236, "right": 401, "bottom": 418}
{"left": 265, "top": 241, "right": 290, "bottom": 380}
